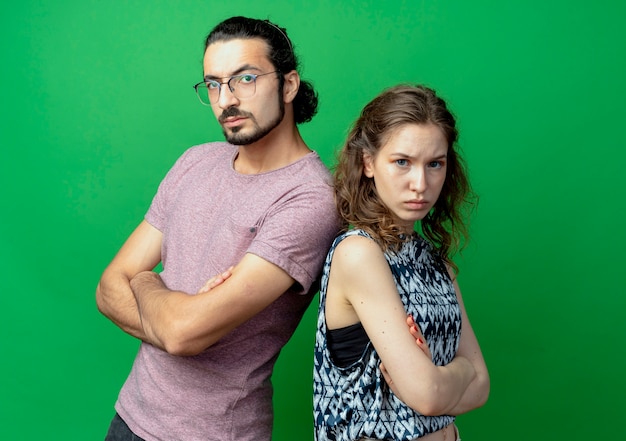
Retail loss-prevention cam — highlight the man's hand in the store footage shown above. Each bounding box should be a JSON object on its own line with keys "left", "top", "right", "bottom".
{"left": 197, "top": 267, "right": 234, "bottom": 293}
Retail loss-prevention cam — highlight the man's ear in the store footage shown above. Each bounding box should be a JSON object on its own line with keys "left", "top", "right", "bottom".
{"left": 363, "top": 153, "right": 374, "bottom": 178}
{"left": 282, "top": 70, "right": 300, "bottom": 103}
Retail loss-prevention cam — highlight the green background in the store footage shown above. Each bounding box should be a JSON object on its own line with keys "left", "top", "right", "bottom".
{"left": 1, "top": 1, "right": 624, "bottom": 440}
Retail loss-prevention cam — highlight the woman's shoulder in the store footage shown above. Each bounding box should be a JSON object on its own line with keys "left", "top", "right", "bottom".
{"left": 334, "top": 228, "right": 375, "bottom": 250}
{"left": 332, "top": 229, "right": 385, "bottom": 270}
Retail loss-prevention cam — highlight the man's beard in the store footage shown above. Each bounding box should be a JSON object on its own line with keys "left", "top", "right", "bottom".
{"left": 220, "top": 97, "right": 285, "bottom": 146}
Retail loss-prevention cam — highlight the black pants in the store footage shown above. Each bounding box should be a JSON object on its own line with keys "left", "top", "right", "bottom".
{"left": 104, "top": 413, "right": 146, "bottom": 441}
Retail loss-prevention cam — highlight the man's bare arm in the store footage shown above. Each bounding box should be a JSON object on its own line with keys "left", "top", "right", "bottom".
{"left": 131, "top": 253, "right": 295, "bottom": 356}
{"left": 96, "top": 220, "right": 163, "bottom": 341}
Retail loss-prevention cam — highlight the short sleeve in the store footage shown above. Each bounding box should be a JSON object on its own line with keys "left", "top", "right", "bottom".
{"left": 247, "top": 181, "right": 340, "bottom": 295}
{"left": 145, "top": 148, "right": 199, "bottom": 232}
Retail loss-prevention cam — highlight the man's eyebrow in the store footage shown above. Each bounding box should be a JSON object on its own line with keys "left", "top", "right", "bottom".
{"left": 204, "top": 64, "right": 262, "bottom": 81}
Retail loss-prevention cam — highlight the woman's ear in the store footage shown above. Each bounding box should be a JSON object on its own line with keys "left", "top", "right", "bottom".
{"left": 363, "top": 153, "right": 374, "bottom": 178}
{"left": 282, "top": 70, "right": 300, "bottom": 103}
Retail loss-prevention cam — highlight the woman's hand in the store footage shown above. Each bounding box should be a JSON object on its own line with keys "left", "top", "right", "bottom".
{"left": 406, "top": 314, "right": 432, "bottom": 360}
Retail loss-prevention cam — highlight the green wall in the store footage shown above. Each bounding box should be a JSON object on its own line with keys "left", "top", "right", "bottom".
{"left": 1, "top": 1, "right": 624, "bottom": 440}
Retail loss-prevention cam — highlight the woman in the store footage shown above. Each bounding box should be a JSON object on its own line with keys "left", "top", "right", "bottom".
{"left": 313, "top": 85, "right": 489, "bottom": 441}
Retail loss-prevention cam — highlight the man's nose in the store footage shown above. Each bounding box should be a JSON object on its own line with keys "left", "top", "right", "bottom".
{"left": 217, "top": 82, "right": 239, "bottom": 109}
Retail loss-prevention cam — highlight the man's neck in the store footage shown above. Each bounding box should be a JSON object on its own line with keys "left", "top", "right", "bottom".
{"left": 233, "top": 122, "right": 311, "bottom": 175}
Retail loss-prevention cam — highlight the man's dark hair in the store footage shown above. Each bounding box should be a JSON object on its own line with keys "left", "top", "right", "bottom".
{"left": 205, "top": 16, "right": 318, "bottom": 124}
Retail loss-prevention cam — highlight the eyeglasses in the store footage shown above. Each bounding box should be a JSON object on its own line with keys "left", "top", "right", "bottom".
{"left": 193, "top": 71, "right": 279, "bottom": 105}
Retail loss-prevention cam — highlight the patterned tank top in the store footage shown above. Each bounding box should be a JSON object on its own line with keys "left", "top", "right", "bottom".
{"left": 313, "top": 229, "right": 462, "bottom": 441}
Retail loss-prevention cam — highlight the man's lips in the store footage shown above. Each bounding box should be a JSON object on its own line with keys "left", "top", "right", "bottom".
{"left": 221, "top": 116, "right": 246, "bottom": 128}
{"left": 219, "top": 107, "right": 249, "bottom": 123}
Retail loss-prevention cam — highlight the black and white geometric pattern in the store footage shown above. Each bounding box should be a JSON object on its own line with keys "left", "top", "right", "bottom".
{"left": 314, "top": 229, "right": 461, "bottom": 441}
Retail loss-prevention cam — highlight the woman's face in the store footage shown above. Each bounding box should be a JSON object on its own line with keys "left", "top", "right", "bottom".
{"left": 363, "top": 123, "right": 448, "bottom": 233}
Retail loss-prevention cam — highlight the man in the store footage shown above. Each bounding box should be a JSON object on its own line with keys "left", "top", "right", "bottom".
{"left": 96, "top": 16, "right": 341, "bottom": 441}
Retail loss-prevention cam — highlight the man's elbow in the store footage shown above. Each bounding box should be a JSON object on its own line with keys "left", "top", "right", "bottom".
{"left": 95, "top": 269, "right": 127, "bottom": 317}
{"left": 162, "top": 338, "right": 204, "bottom": 357}
{"left": 95, "top": 281, "right": 111, "bottom": 317}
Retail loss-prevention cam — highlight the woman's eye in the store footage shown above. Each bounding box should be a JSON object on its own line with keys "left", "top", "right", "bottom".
{"left": 429, "top": 161, "right": 444, "bottom": 168}
{"left": 395, "top": 159, "right": 408, "bottom": 167}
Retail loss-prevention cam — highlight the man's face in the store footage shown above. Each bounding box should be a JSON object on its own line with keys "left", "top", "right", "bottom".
{"left": 203, "top": 38, "right": 284, "bottom": 145}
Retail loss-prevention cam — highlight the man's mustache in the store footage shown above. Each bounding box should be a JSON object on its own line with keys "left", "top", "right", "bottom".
{"left": 219, "top": 107, "right": 253, "bottom": 123}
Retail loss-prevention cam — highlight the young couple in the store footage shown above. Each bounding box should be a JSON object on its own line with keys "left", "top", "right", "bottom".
{"left": 96, "top": 16, "right": 489, "bottom": 441}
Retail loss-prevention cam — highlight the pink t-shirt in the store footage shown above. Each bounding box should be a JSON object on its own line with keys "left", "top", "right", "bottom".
{"left": 115, "top": 142, "right": 341, "bottom": 441}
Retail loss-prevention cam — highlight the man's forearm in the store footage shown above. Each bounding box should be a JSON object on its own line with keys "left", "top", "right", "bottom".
{"left": 130, "top": 271, "right": 176, "bottom": 351}
{"left": 96, "top": 273, "right": 148, "bottom": 340}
